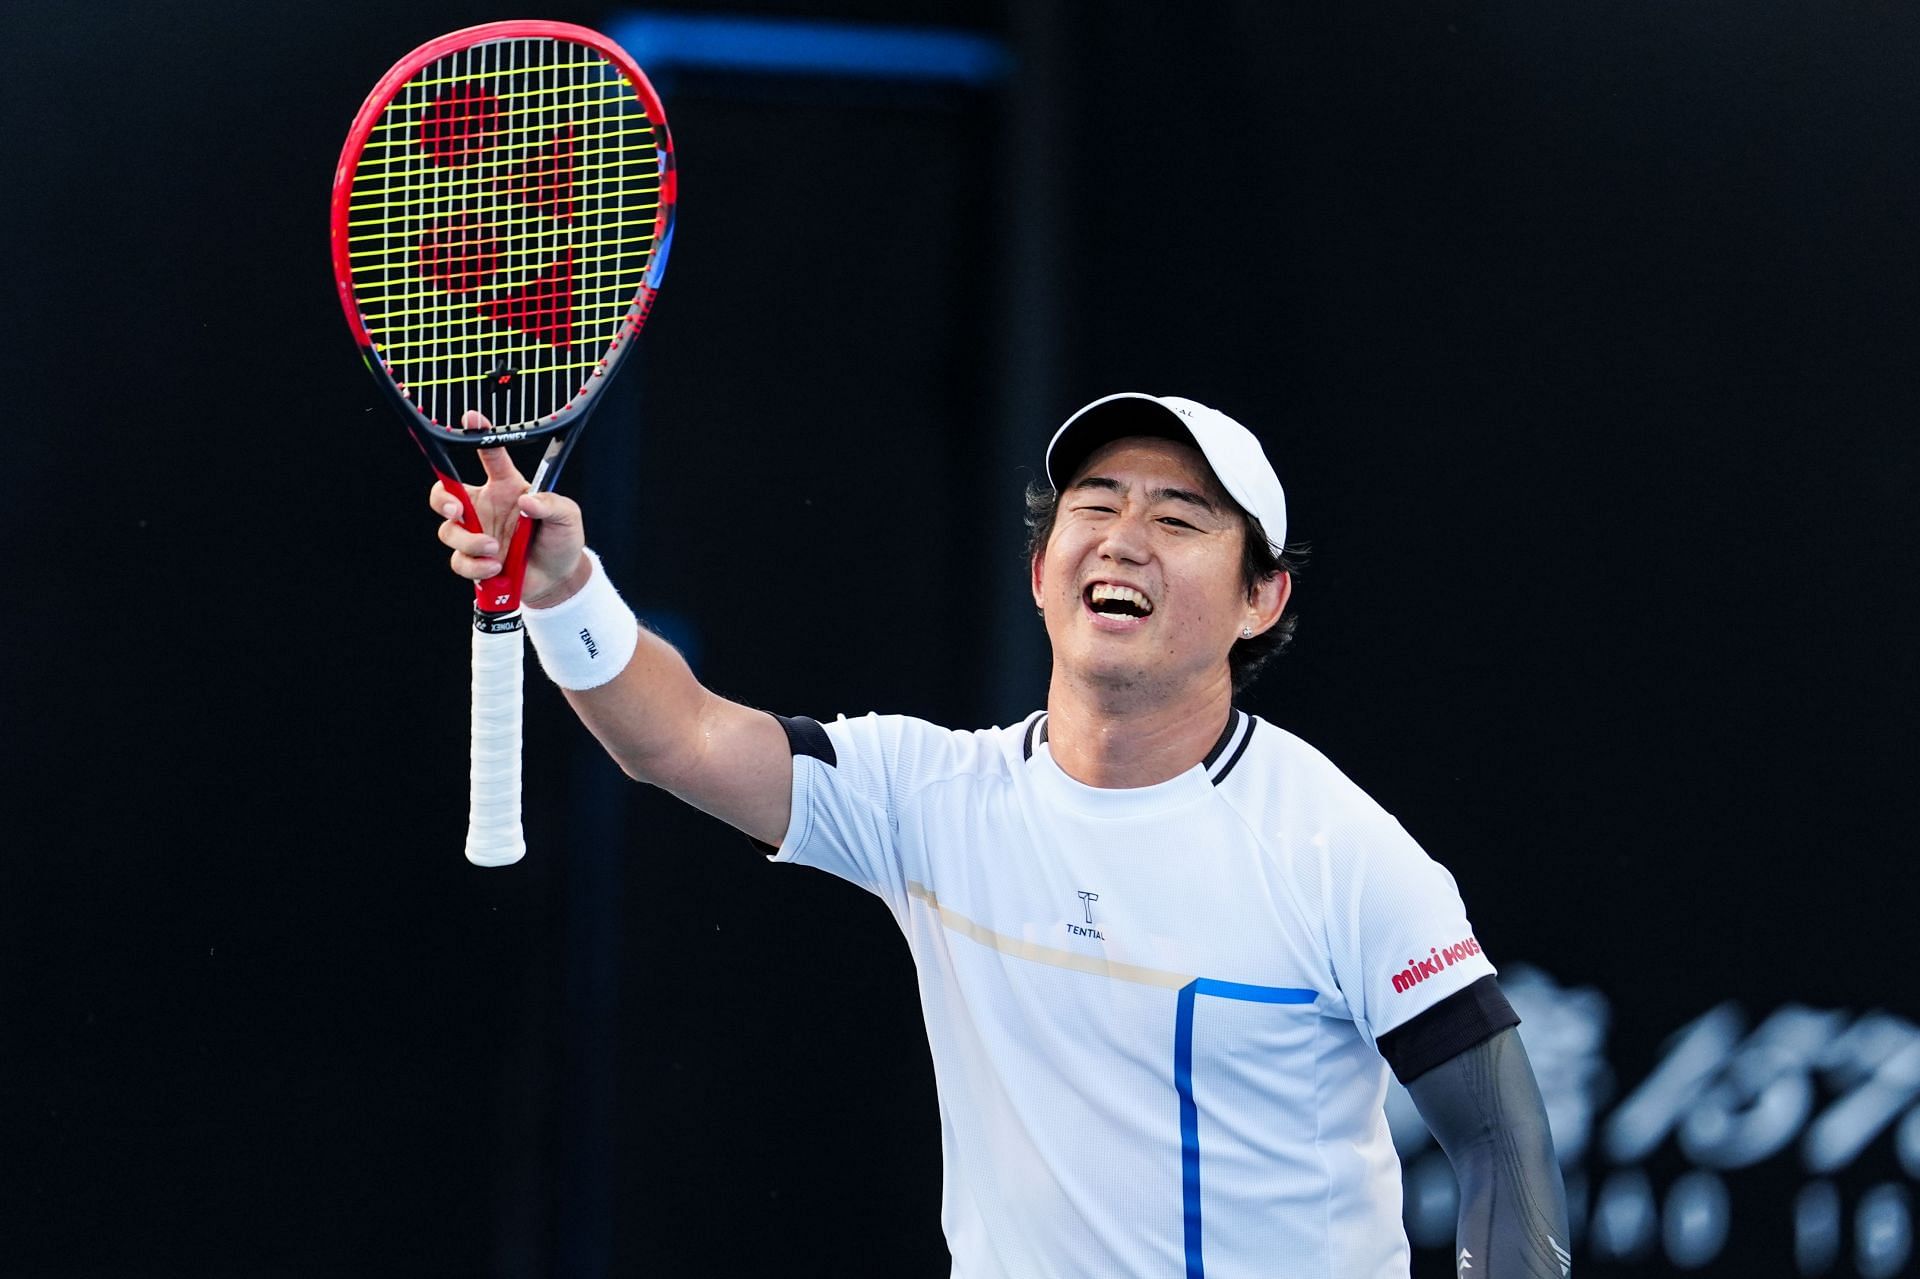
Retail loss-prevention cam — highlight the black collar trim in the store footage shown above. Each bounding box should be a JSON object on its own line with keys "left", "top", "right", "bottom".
{"left": 1025, "top": 708, "right": 1251, "bottom": 784}
{"left": 1022, "top": 711, "right": 1047, "bottom": 761}
{"left": 1200, "top": 709, "right": 1244, "bottom": 770}
{"left": 1206, "top": 711, "right": 1256, "bottom": 786}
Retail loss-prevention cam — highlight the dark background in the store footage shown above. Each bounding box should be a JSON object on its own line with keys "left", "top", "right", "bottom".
{"left": 5, "top": 1, "right": 1915, "bottom": 1275}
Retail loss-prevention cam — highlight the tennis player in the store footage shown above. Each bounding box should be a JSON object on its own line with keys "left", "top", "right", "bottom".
{"left": 435, "top": 393, "right": 1572, "bottom": 1277}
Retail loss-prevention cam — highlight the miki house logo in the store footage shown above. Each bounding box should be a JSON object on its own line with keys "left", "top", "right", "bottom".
{"left": 1392, "top": 936, "right": 1483, "bottom": 994}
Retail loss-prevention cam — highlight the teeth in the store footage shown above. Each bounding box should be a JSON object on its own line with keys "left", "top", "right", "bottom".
{"left": 1089, "top": 583, "right": 1152, "bottom": 613}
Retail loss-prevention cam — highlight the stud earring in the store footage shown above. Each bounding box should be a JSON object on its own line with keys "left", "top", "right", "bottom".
{"left": 1240, "top": 624, "right": 1254, "bottom": 640}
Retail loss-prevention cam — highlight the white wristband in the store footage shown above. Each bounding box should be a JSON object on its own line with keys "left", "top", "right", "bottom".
{"left": 522, "top": 549, "right": 641, "bottom": 690}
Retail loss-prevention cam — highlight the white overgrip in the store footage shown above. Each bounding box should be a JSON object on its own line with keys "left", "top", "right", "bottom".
{"left": 466, "top": 618, "right": 526, "bottom": 866}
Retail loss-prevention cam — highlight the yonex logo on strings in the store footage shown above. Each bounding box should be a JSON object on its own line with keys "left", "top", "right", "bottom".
{"left": 414, "top": 83, "right": 581, "bottom": 349}
{"left": 1391, "top": 936, "right": 1482, "bottom": 994}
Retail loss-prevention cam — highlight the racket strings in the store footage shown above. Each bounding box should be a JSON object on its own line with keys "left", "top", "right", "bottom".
{"left": 345, "top": 37, "right": 665, "bottom": 431}
{"left": 344, "top": 212, "right": 659, "bottom": 269}
{"left": 356, "top": 118, "right": 658, "bottom": 176}
{"left": 347, "top": 242, "right": 660, "bottom": 362}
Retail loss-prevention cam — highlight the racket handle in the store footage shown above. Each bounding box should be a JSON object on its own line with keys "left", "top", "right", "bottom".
{"left": 466, "top": 615, "right": 526, "bottom": 866}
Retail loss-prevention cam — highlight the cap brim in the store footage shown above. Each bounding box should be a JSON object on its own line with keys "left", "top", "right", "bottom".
{"left": 1044, "top": 392, "right": 1288, "bottom": 556}
{"left": 1045, "top": 394, "right": 1203, "bottom": 490}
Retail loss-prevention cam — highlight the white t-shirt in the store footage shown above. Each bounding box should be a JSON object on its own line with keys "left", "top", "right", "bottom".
{"left": 772, "top": 708, "right": 1497, "bottom": 1279}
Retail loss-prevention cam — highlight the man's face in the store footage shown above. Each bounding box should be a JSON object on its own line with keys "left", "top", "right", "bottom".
{"left": 1031, "top": 435, "right": 1281, "bottom": 701}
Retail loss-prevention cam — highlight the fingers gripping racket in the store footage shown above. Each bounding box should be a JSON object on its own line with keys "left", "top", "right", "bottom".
{"left": 332, "top": 22, "right": 676, "bottom": 865}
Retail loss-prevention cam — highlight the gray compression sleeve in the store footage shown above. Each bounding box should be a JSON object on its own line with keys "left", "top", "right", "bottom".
{"left": 1405, "top": 1027, "right": 1573, "bottom": 1277}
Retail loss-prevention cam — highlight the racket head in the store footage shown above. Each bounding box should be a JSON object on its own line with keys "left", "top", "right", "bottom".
{"left": 332, "top": 21, "right": 676, "bottom": 449}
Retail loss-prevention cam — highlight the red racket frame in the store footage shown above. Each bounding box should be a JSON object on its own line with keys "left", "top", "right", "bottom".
{"left": 331, "top": 19, "right": 676, "bottom": 615}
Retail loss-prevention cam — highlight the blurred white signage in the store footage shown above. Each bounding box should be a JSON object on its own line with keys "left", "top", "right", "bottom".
{"left": 1388, "top": 965, "right": 1919, "bottom": 1275}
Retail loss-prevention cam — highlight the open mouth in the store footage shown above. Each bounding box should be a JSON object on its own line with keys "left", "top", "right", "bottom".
{"left": 1084, "top": 582, "right": 1154, "bottom": 619}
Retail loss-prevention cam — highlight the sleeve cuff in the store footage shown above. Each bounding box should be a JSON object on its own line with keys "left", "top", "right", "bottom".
{"left": 1377, "top": 976, "right": 1520, "bottom": 1084}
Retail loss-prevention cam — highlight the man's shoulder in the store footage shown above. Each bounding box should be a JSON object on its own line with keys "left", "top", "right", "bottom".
{"left": 809, "top": 709, "right": 1037, "bottom": 782}
{"left": 1234, "top": 714, "right": 1370, "bottom": 791}
{"left": 1224, "top": 713, "right": 1402, "bottom": 830}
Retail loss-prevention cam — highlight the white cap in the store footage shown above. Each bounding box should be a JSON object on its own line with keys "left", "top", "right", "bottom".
{"left": 1044, "top": 392, "right": 1287, "bottom": 554}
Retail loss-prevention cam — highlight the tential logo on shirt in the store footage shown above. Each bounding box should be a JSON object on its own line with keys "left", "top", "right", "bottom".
{"left": 1391, "top": 936, "right": 1482, "bottom": 994}
{"left": 1069, "top": 890, "right": 1105, "bottom": 940}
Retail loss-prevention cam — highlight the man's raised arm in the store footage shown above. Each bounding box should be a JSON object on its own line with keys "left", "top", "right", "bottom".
{"left": 433, "top": 443, "right": 795, "bottom": 846}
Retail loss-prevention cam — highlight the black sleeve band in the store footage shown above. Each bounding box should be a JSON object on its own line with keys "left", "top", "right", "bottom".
{"left": 744, "top": 715, "right": 836, "bottom": 855}
{"left": 1377, "top": 975, "right": 1520, "bottom": 1084}
{"left": 773, "top": 714, "right": 836, "bottom": 766}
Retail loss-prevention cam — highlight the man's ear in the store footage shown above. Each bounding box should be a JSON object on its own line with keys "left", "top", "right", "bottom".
{"left": 1248, "top": 570, "right": 1290, "bottom": 635}
{"left": 1030, "top": 548, "right": 1047, "bottom": 612}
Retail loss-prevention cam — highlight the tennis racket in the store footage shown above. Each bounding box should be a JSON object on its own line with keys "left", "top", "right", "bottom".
{"left": 331, "top": 21, "right": 676, "bottom": 865}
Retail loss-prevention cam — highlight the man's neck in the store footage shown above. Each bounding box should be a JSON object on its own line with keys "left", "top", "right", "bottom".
{"left": 1042, "top": 671, "right": 1236, "bottom": 789}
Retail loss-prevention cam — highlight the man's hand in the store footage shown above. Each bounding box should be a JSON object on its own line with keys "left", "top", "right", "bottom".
{"left": 429, "top": 411, "right": 591, "bottom": 608}
{"left": 424, "top": 413, "right": 796, "bottom": 843}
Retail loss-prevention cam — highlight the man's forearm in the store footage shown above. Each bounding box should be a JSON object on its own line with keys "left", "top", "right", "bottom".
{"left": 523, "top": 551, "right": 796, "bottom": 842}
{"left": 1407, "top": 1027, "right": 1573, "bottom": 1277}
{"left": 519, "top": 550, "right": 696, "bottom": 778}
